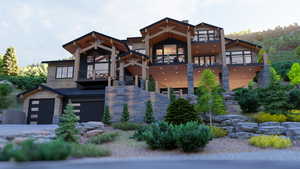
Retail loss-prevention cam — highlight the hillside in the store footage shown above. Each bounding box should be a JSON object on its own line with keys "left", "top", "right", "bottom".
{"left": 227, "top": 23, "right": 300, "bottom": 63}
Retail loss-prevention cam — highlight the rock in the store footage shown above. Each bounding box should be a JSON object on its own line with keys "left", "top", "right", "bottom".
{"left": 236, "top": 122, "right": 258, "bottom": 132}
{"left": 0, "top": 138, "right": 8, "bottom": 145}
{"left": 86, "top": 129, "right": 104, "bottom": 137}
{"left": 34, "top": 138, "right": 53, "bottom": 144}
{"left": 214, "top": 115, "right": 249, "bottom": 123}
{"left": 286, "top": 127, "right": 300, "bottom": 137}
{"left": 281, "top": 122, "right": 300, "bottom": 128}
{"left": 13, "top": 137, "right": 28, "bottom": 144}
{"left": 221, "top": 126, "right": 235, "bottom": 133}
{"left": 221, "top": 119, "right": 245, "bottom": 127}
{"left": 0, "top": 80, "right": 13, "bottom": 86}
{"left": 77, "top": 121, "right": 104, "bottom": 132}
{"left": 229, "top": 132, "right": 258, "bottom": 139}
{"left": 260, "top": 122, "right": 281, "bottom": 127}
{"left": 257, "top": 126, "right": 286, "bottom": 135}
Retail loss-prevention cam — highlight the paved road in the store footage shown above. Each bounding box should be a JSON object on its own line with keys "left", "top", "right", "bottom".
{"left": 0, "top": 125, "right": 57, "bottom": 137}
{"left": 0, "top": 159, "right": 299, "bottom": 169}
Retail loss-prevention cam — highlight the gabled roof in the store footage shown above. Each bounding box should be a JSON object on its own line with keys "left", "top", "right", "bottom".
{"left": 226, "top": 39, "right": 262, "bottom": 50}
{"left": 140, "top": 17, "right": 195, "bottom": 34}
{"left": 41, "top": 60, "right": 74, "bottom": 64}
{"left": 196, "top": 22, "right": 222, "bottom": 29}
{"left": 17, "top": 84, "right": 65, "bottom": 99}
{"left": 117, "top": 50, "right": 149, "bottom": 60}
{"left": 62, "top": 31, "right": 129, "bottom": 54}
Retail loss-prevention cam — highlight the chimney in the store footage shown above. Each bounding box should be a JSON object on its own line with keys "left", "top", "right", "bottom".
{"left": 182, "top": 20, "right": 189, "bottom": 24}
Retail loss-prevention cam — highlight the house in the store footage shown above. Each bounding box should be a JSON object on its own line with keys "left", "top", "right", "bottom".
{"left": 17, "top": 17, "right": 268, "bottom": 124}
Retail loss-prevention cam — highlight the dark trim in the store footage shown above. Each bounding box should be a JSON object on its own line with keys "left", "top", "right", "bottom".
{"left": 117, "top": 50, "right": 149, "bottom": 59}
{"left": 226, "top": 39, "right": 262, "bottom": 49}
{"left": 17, "top": 84, "right": 65, "bottom": 98}
{"left": 227, "top": 63, "right": 264, "bottom": 67}
{"left": 62, "top": 31, "right": 129, "bottom": 51}
{"left": 140, "top": 17, "right": 195, "bottom": 32}
{"left": 41, "top": 60, "right": 74, "bottom": 64}
{"left": 196, "top": 22, "right": 223, "bottom": 29}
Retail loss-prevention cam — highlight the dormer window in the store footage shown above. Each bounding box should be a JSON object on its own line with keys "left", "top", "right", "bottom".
{"left": 193, "top": 29, "right": 219, "bottom": 42}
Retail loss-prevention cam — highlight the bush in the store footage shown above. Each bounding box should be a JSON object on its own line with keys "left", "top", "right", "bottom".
{"left": 249, "top": 135, "right": 292, "bottom": 149}
{"left": 289, "top": 89, "right": 300, "bottom": 109}
{"left": 121, "top": 104, "right": 130, "bottom": 122}
{"left": 144, "top": 100, "right": 155, "bottom": 124}
{"left": 165, "top": 98, "right": 199, "bottom": 125}
{"left": 234, "top": 87, "right": 260, "bottom": 113}
{"left": 175, "top": 122, "right": 212, "bottom": 152}
{"left": 133, "top": 121, "right": 212, "bottom": 152}
{"left": 69, "top": 143, "right": 110, "bottom": 158}
{"left": 255, "top": 112, "right": 287, "bottom": 123}
{"left": 112, "top": 122, "right": 141, "bottom": 131}
{"left": 55, "top": 104, "right": 79, "bottom": 143}
{"left": 87, "top": 132, "right": 119, "bottom": 144}
{"left": 103, "top": 105, "right": 111, "bottom": 125}
{"left": 0, "top": 83, "right": 13, "bottom": 109}
{"left": 0, "top": 75, "right": 46, "bottom": 90}
{"left": 0, "top": 140, "right": 70, "bottom": 162}
{"left": 287, "top": 110, "right": 300, "bottom": 122}
{"left": 209, "top": 126, "right": 228, "bottom": 138}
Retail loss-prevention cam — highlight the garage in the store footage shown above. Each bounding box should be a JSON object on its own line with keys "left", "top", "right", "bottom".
{"left": 71, "top": 100, "right": 104, "bottom": 122}
{"left": 27, "top": 99, "right": 55, "bottom": 124}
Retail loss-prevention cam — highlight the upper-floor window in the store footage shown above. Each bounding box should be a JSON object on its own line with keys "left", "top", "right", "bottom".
{"left": 134, "top": 48, "right": 146, "bottom": 54}
{"left": 193, "top": 29, "right": 219, "bottom": 42}
{"left": 226, "top": 50, "right": 253, "bottom": 64}
{"left": 154, "top": 44, "right": 185, "bottom": 64}
{"left": 86, "top": 55, "right": 109, "bottom": 79}
{"left": 56, "top": 66, "right": 73, "bottom": 79}
{"left": 193, "top": 56, "right": 216, "bottom": 66}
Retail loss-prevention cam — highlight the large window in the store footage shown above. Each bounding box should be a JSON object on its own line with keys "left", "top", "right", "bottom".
{"left": 56, "top": 66, "right": 73, "bottom": 79}
{"left": 193, "top": 56, "right": 216, "bottom": 66}
{"left": 154, "top": 44, "right": 185, "bottom": 64}
{"left": 193, "top": 29, "right": 219, "bottom": 42}
{"left": 86, "top": 55, "right": 109, "bottom": 79}
{"left": 226, "top": 50, "right": 253, "bottom": 64}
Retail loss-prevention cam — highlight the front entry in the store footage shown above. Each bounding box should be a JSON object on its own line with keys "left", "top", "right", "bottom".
{"left": 27, "top": 99, "right": 55, "bottom": 124}
{"left": 72, "top": 100, "right": 104, "bottom": 122}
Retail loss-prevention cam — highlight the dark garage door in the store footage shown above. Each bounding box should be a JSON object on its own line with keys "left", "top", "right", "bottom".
{"left": 72, "top": 101, "right": 104, "bottom": 122}
{"left": 28, "top": 99, "right": 55, "bottom": 124}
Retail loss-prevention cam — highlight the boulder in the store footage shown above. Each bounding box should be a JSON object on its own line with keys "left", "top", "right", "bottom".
{"left": 257, "top": 126, "right": 286, "bottom": 135}
{"left": 221, "top": 119, "right": 245, "bottom": 127}
{"left": 229, "top": 132, "right": 258, "bottom": 139}
{"left": 77, "top": 121, "right": 104, "bottom": 132}
{"left": 221, "top": 126, "right": 235, "bottom": 133}
{"left": 236, "top": 122, "right": 258, "bottom": 132}
{"left": 260, "top": 122, "right": 281, "bottom": 127}
{"left": 13, "top": 137, "right": 28, "bottom": 144}
{"left": 286, "top": 127, "right": 300, "bottom": 137}
{"left": 281, "top": 122, "right": 300, "bottom": 128}
{"left": 2, "top": 110, "right": 26, "bottom": 124}
{"left": 0, "top": 138, "right": 8, "bottom": 145}
{"left": 86, "top": 129, "right": 104, "bottom": 137}
{"left": 214, "top": 115, "right": 249, "bottom": 123}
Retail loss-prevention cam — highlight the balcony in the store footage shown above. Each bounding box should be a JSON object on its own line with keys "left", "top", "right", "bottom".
{"left": 226, "top": 50, "right": 263, "bottom": 66}
{"left": 76, "top": 70, "right": 109, "bottom": 89}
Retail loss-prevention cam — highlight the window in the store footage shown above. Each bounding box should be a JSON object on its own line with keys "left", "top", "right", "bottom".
{"left": 226, "top": 50, "right": 253, "bottom": 64}
{"left": 95, "top": 63, "right": 109, "bottom": 79}
{"left": 135, "top": 48, "right": 146, "bottom": 54}
{"left": 56, "top": 66, "right": 73, "bottom": 79}
{"left": 193, "top": 29, "right": 219, "bottom": 42}
{"left": 193, "top": 56, "right": 216, "bottom": 66}
{"left": 154, "top": 44, "right": 185, "bottom": 64}
{"left": 86, "top": 55, "right": 109, "bottom": 79}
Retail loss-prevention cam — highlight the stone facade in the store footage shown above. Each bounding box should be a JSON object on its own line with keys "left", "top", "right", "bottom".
{"left": 46, "top": 62, "right": 77, "bottom": 89}
{"left": 22, "top": 90, "right": 63, "bottom": 124}
{"left": 105, "top": 86, "right": 169, "bottom": 122}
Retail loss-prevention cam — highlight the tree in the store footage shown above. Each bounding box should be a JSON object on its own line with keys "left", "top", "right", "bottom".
{"left": 270, "top": 67, "right": 281, "bottom": 82}
{"left": 55, "top": 103, "right": 79, "bottom": 143}
{"left": 144, "top": 100, "right": 155, "bottom": 124}
{"left": 0, "top": 83, "right": 13, "bottom": 109}
{"left": 3, "top": 47, "right": 19, "bottom": 76}
{"left": 148, "top": 76, "right": 155, "bottom": 92}
{"left": 121, "top": 104, "right": 130, "bottom": 122}
{"left": 0, "top": 54, "right": 4, "bottom": 74}
{"left": 165, "top": 98, "right": 199, "bottom": 125}
{"left": 19, "top": 64, "right": 47, "bottom": 77}
{"left": 103, "top": 105, "right": 111, "bottom": 125}
{"left": 295, "top": 46, "right": 300, "bottom": 57}
{"left": 288, "top": 63, "right": 300, "bottom": 86}
{"left": 169, "top": 88, "right": 176, "bottom": 103}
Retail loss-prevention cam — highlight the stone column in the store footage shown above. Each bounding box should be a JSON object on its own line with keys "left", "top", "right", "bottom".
{"left": 135, "top": 75, "right": 138, "bottom": 87}
{"left": 145, "top": 34, "right": 151, "bottom": 62}
{"left": 119, "top": 62, "right": 125, "bottom": 86}
{"left": 141, "top": 59, "right": 147, "bottom": 89}
{"left": 258, "top": 53, "right": 270, "bottom": 88}
{"left": 220, "top": 29, "right": 230, "bottom": 91}
{"left": 73, "top": 48, "right": 80, "bottom": 81}
{"left": 110, "top": 46, "right": 117, "bottom": 84}
{"left": 187, "top": 64, "right": 194, "bottom": 95}
{"left": 155, "top": 81, "right": 159, "bottom": 93}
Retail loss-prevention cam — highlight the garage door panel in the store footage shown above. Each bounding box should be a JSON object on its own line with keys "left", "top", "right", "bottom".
{"left": 28, "top": 99, "right": 54, "bottom": 124}
{"left": 72, "top": 101, "right": 104, "bottom": 122}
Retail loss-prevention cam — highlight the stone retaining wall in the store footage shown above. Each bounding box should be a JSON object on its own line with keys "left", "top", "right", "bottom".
{"left": 213, "top": 114, "right": 300, "bottom": 140}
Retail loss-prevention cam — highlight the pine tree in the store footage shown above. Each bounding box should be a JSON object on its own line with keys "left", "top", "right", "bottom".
{"left": 144, "top": 100, "right": 155, "bottom": 124}
{"left": 121, "top": 104, "right": 130, "bottom": 122}
{"left": 55, "top": 103, "right": 79, "bottom": 143}
{"left": 103, "top": 105, "right": 112, "bottom": 125}
{"left": 3, "top": 47, "right": 19, "bottom": 76}
{"left": 169, "top": 88, "right": 176, "bottom": 103}
{"left": 288, "top": 63, "right": 300, "bottom": 87}
{"left": 0, "top": 54, "right": 3, "bottom": 74}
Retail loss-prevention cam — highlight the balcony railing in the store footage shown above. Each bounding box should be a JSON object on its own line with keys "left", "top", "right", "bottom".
{"left": 77, "top": 70, "right": 109, "bottom": 81}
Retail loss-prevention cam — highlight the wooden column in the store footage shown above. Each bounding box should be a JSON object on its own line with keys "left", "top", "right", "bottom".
{"left": 155, "top": 81, "right": 159, "bottom": 93}
{"left": 110, "top": 46, "right": 116, "bottom": 80}
{"left": 145, "top": 34, "right": 151, "bottom": 62}
{"left": 135, "top": 75, "right": 138, "bottom": 86}
{"left": 119, "top": 62, "right": 124, "bottom": 85}
{"left": 187, "top": 31, "right": 192, "bottom": 64}
{"left": 142, "top": 60, "right": 147, "bottom": 80}
{"left": 108, "top": 76, "right": 112, "bottom": 87}
{"left": 145, "top": 80, "right": 149, "bottom": 91}
{"left": 73, "top": 48, "right": 80, "bottom": 81}
{"left": 220, "top": 29, "right": 226, "bottom": 66}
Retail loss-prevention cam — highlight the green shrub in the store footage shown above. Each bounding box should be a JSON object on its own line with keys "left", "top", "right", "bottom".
{"left": 87, "top": 132, "right": 119, "bottom": 144}
{"left": 0, "top": 83, "right": 13, "bottom": 109}
{"left": 103, "top": 105, "right": 112, "bottom": 125}
{"left": 209, "top": 126, "right": 228, "bottom": 138}
{"left": 175, "top": 122, "right": 212, "bottom": 152}
{"left": 144, "top": 100, "right": 155, "bottom": 124}
{"left": 121, "top": 104, "right": 130, "bottom": 122}
{"left": 249, "top": 135, "right": 292, "bottom": 149}
{"left": 69, "top": 143, "right": 110, "bottom": 158}
{"left": 0, "top": 75, "right": 46, "bottom": 90}
{"left": 289, "top": 89, "right": 300, "bottom": 109}
{"left": 131, "top": 125, "right": 149, "bottom": 141}
{"left": 55, "top": 104, "right": 79, "bottom": 143}
{"left": 0, "top": 140, "right": 71, "bottom": 162}
{"left": 112, "top": 122, "right": 141, "bottom": 131}
{"left": 234, "top": 87, "right": 260, "bottom": 113}
{"left": 287, "top": 110, "right": 300, "bottom": 122}
{"left": 255, "top": 112, "right": 287, "bottom": 123}
{"left": 165, "top": 98, "right": 199, "bottom": 125}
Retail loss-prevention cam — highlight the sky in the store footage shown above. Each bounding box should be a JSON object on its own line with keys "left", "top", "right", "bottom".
{"left": 0, "top": 0, "right": 299, "bottom": 67}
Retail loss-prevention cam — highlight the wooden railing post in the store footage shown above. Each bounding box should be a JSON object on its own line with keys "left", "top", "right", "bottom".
{"left": 145, "top": 80, "right": 149, "bottom": 91}
{"left": 155, "top": 81, "right": 159, "bottom": 93}
{"left": 135, "top": 75, "right": 138, "bottom": 87}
